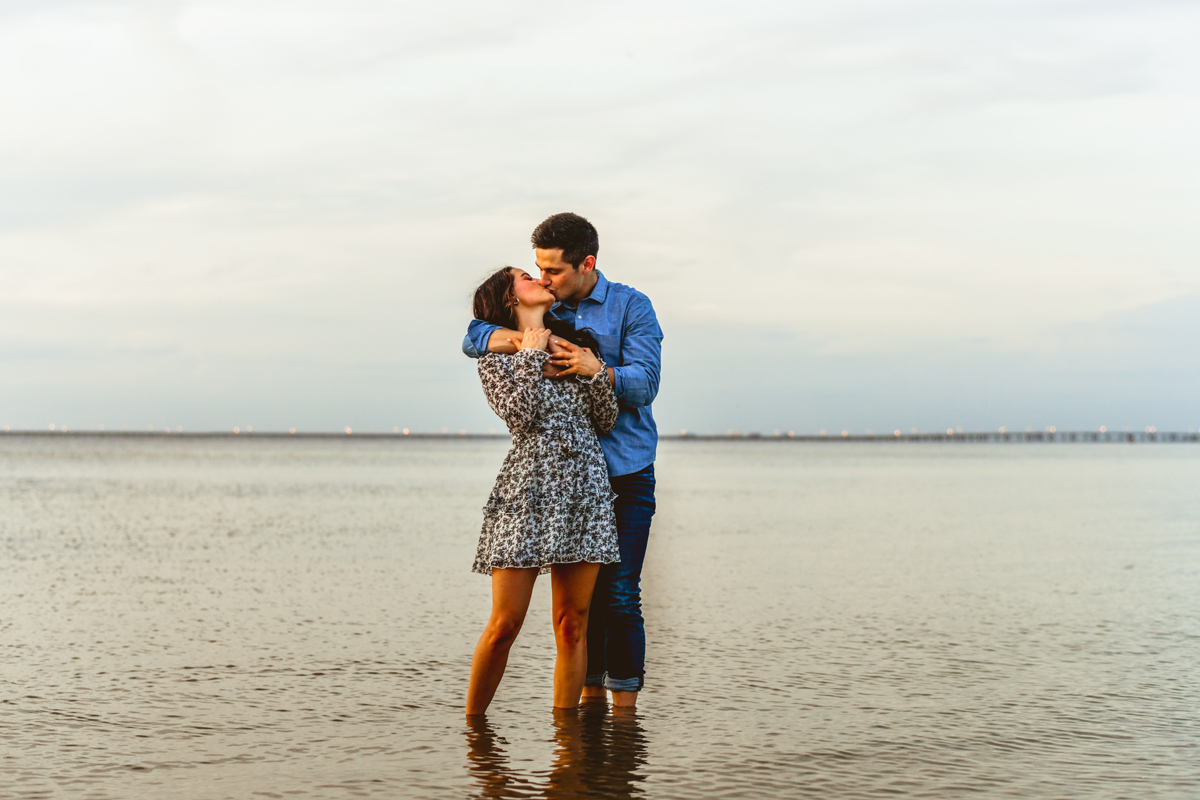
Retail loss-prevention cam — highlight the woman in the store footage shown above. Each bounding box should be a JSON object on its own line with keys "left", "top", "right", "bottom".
{"left": 466, "top": 267, "right": 620, "bottom": 715}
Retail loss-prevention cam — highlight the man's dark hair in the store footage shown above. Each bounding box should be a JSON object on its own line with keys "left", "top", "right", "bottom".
{"left": 531, "top": 212, "right": 599, "bottom": 269}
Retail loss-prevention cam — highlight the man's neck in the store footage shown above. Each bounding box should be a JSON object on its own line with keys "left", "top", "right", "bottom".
{"left": 562, "top": 270, "right": 600, "bottom": 307}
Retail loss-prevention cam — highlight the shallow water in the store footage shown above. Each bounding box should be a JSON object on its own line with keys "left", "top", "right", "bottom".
{"left": 2, "top": 437, "right": 1198, "bottom": 798}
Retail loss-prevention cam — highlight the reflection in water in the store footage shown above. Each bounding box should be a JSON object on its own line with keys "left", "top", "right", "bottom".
{"left": 465, "top": 716, "right": 537, "bottom": 798}
{"left": 9, "top": 439, "right": 1199, "bottom": 798}
{"left": 465, "top": 704, "right": 647, "bottom": 799}
{"left": 546, "top": 704, "right": 647, "bottom": 799}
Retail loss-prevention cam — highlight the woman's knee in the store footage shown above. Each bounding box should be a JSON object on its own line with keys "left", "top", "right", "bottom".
{"left": 484, "top": 615, "right": 524, "bottom": 649}
{"left": 553, "top": 608, "right": 589, "bottom": 645}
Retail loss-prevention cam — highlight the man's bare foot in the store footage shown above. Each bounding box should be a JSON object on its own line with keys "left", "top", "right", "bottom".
{"left": 581, "top": 686, "right": 607, "bottom": 702}
{"left": 611, "top": 690, "right": 637, "bottom": 708}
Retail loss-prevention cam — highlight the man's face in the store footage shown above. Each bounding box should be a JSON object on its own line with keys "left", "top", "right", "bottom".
{"left": 535, "top": 248, "right": 592, "bottom": 304}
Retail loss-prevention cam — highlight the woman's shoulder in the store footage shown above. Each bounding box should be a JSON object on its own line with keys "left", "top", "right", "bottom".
{"left": 479, "top": 349, "right": 549, "bottom": 370}
{"left": 477, "top": 351, "right": 509, "bottom": 372}
{"left": 478, "top": 351, "right": 535, "bottom": 374}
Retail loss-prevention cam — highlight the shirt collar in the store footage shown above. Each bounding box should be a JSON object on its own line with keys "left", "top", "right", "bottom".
{"left": 584, "top": 270, "right": 609, "bottom": 305}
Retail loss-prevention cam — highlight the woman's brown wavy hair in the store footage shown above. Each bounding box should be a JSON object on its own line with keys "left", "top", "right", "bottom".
{"left": 472, "top": 267, "right": 518, "bottom": 330}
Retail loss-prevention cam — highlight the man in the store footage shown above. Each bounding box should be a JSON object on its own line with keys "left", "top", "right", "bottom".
{"left": 463, "top": 212, "right": 663, "bottom": 708}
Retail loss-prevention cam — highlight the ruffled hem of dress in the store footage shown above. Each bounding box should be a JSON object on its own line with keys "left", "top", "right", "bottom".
{"left": 472, "top": 552, "right": 621, "bottom": 576}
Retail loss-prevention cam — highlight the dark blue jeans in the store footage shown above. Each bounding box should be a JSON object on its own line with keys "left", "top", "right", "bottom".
{"left": 585, "top": 464, "right": 655, "bottom": 692}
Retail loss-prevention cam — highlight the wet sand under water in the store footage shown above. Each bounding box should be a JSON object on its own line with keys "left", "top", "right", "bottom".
{"left": 2, "top": 437, "right": 1198, "bottom": 798}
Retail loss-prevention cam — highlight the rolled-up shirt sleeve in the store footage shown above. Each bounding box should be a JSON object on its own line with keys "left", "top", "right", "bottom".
{"left": 611, "top": 295, "right": 662, "bottom": 408}
{"left": 463, "top": 319, "right": 501, "bottom": 359}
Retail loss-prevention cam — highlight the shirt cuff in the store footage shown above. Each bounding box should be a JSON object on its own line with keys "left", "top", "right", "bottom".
{"left": 610, "top": 366, "right": 626, "bottom": 397}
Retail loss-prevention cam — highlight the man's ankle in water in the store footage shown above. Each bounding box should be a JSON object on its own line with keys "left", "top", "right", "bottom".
{"left": 581, "top": 685, "right": 607, "bottom": 702}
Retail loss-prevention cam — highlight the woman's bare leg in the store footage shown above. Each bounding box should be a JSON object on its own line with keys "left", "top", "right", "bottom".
{"left": 466, "top": 567, "right": 539, "bottom": 715}
{"left": 550, "top": 562, "right": 601, "bottom": 709}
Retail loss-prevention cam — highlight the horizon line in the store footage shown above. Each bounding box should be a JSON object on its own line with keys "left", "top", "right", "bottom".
{"left": 1, "top": 429, "right": 1196, "bottom": 443}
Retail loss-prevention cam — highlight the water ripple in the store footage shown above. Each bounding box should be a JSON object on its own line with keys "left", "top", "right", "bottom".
{"left": 2, "top": 437, "right": 1198, "bottom": 798}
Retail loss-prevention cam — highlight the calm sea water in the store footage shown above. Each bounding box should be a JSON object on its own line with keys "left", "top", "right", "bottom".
{"left": 2, "top": 436, "right": 1198, "bottom": 799}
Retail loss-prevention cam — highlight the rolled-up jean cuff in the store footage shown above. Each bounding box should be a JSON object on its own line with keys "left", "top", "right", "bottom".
{"left": 584, "top": 673, "right": 607, "bottom": 687}
{"left": 604, "top": 675, "right": 643, "bottom": 692}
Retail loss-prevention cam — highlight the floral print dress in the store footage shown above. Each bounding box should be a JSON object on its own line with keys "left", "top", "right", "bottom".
{"left": 473, "top": 348, "right": 621, "bottom": 575}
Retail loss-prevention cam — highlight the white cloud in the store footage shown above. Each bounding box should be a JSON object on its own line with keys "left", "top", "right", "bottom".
{"left": 1, "top": 0, "right": 1198, "bottom": 431}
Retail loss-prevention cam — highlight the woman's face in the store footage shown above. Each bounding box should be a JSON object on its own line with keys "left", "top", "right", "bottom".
{"left": 510, "top": 268, "right": 555, "bottom": 307}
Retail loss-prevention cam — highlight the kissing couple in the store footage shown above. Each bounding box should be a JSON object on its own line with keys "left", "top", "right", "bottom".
{"left": 462, "top": 212, "right": 663, "bottom": 715}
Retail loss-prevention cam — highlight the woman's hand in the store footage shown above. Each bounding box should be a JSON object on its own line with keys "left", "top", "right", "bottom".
{"left": 511, "top": 327, "right": 551, "bottom": 352}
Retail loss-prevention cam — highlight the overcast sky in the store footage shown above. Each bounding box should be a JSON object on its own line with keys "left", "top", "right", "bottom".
{"left": 2, "top": 0, "right": 1198, "bottom": 434}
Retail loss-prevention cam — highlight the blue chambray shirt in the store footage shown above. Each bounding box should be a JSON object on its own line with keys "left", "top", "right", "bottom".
{"left": 463, "top": 271, "right": 662, "bottom": 477}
